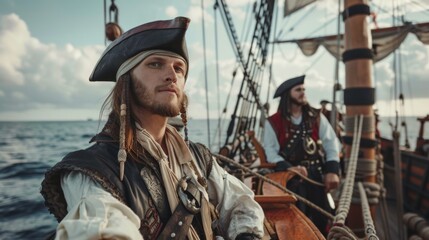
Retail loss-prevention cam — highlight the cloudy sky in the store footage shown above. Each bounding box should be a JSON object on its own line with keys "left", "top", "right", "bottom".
{"left": 0, "top": 0, "right": 428, "bottom": 121}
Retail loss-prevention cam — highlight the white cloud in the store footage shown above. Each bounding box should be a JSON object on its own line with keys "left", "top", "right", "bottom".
{"left": 0, "top": 13, "right": 111, "bottom": 119}
{"left": 187, "top": 5, "right": 214, "bottom": 24}
{"left": 0, "top": 13, "right": 29, "bottom": 85}
{"left": 165, "top": 6, "right": 178, "bottom": 18}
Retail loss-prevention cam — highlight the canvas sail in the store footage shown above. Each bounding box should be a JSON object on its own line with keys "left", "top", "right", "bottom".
{"left": 277, "top": 22, "right": 429, "bottom": 62}
{"left": 284, "top": 0, "right": 317, "bottom": 16}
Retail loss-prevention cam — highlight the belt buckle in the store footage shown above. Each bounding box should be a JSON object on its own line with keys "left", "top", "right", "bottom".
{"left": 177, "top": 176, "right": 201, "bottom": 214}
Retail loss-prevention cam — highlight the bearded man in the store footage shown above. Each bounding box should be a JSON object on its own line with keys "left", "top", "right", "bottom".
{"left": 41, "top": 17, "right": 264, "bottom": 240}
{"left": 263, "top": 75, "right": 340, "bottom": 236}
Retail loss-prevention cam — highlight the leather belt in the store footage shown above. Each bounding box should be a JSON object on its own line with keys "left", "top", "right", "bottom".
{"left": 158, "top": 176, "right": 202, "bottom": 239}
{"left": 300, "top": 159, "right": 320, "bottom": 168}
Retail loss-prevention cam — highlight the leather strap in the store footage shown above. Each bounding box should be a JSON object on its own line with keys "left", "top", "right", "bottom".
{"left": 158, "top": 176, "right": 202, "bottom": 239}
{"left": 158, "top": 203, "right": 196, "bottom": 239}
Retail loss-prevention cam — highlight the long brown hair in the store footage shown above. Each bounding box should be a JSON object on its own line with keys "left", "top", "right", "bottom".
{"left": 99, "top": 73, "right": 144, "bottom": 159}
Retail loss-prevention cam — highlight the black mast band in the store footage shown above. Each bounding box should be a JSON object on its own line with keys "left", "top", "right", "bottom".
{"left": 344, "top": 87, "right": 375, "bottom": 106}
{"left": 342, "top": 136, "right": 378, "bottom": 148}
{"left": 342, "top": 48, "right": 374, "bottom": 62}
{"left": 342, "top": 4, "right": 370, "bottom": 21}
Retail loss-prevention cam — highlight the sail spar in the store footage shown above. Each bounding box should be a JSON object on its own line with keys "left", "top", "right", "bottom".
{"left": 275, "top": 22, "right": 429, "bottom": 63}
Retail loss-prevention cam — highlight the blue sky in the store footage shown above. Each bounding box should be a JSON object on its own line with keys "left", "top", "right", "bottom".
{"left": 0, "top": 0, "right": 428, "bottom": 121}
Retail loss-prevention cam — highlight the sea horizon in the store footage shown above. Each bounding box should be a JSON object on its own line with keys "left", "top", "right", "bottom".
{"left": 0, "top": 114, "right": 427, "bottom": 122}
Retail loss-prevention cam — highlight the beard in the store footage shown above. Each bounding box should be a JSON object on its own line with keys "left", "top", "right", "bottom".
{"left": 133, "top": 83, "right": 184, "bottom": 117}
{"left": 290, "top": 95, "right": 307, "bottom": 106}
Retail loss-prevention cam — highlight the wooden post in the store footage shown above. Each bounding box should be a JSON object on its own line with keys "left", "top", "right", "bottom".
{"left": 343, "top": 0, "right": 376, "bottom": 237}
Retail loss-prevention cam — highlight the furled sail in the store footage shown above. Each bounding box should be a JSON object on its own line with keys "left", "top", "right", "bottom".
{"left": 284, "top": 0, "right": 317, "bottom": 16}
{"left": 276, "top": 22, "right": 429, "bottom": 62}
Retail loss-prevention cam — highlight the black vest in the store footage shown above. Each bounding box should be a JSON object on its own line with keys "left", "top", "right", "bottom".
{"left": 40, "top": 133, "right": 213, "bottom": 239}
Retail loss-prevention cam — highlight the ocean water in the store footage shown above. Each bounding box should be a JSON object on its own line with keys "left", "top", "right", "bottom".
{"left": 0, "top": 119, "right": 224, "bottom": 239}
{"left": 0, "top": 117, "right": 425, "bottom": 239}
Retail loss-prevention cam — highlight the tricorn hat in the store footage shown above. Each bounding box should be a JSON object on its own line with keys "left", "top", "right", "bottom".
{"left": 273, "top": 75, "right": 305, "bottom": 98}
{"left": 90, "top": 16, "right": 190, "bottom": 82}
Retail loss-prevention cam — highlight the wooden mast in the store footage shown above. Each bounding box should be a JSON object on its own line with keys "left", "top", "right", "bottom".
{"left": 343, "top": 0, "right": 376, "bottom": 236}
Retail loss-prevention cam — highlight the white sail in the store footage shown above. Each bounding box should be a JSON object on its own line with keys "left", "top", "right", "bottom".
{"left": 284, "top": 0, "right": 317, "bottom": 16}
{"left": 280, "top": 22, "right": 429, "bottom": 62}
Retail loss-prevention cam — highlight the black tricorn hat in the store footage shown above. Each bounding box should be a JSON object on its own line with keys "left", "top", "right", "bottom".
{"left": 273, "top": 75, "right": 305, "bottom": 98}
{"left": 90, "top": 16, "right": 190, "bottom": 82}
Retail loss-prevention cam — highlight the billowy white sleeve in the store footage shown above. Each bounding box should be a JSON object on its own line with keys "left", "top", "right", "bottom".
{"left": 319, "top": 113, "right": 341, "bottom": 162}
{"left": 207, "top": 159, "right": 265, "bottom": 239}
{"left": 55, "top": 171, "right": 143, "bottom": 240}
{"left": 263, "top": 120, "right": 284, "bottom": 163}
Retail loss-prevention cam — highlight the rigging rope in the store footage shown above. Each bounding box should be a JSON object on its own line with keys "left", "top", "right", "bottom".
{"left": 393, "top": 128, "right": 406, "bottom": 239}
{"left": 344, "top": 158, "right": 377, "bottom": 179}
{"left": 403, "top": 49, "right": 416, "bottom": 118}
{"left": 266, "top": 1, "right": 278, "bottom": 112}
{"left": 410, "top": 0, "right": 429, "bottom": 13}
{"left": 213, "top": 153, "right": 334, "bottom": 220}
{"left": 239, "top": 1, "right": 251, "bottom": 42}
{"left": 344, "top": 116, "right": 375, "bottom": 133}
{"left": 240, "top": 1, "right": 254, "bottom": 49}
{"left": 335, "top": 115, "right": 363, "bottom": 223}
{"left": 375, "top": 147, "right": 391, "bottom": 240}
{"left": 216, "top": 0, "right": 273, "bottom": 145}
{"left": 214, "top": 2, "right": 222, "bottom": 150}
{"left": 368, "top": 1, "right": 404, "bottom": 24}
{"left": 201, "top": 0, "right": 211, "bottom": 148}
{"left": 103, "top": 0, "right": 106, "bottom": 45}
{"left": 328, "top": 115, "right": 363, "bottom": 240}
{"left": 397, "top": 44, "right": 413, "bottom": 149}
{"left": 278, "top": 4, "right": 317, "bottom": 39}
{"left": 330, "top": 0, "right": 342, "bottom": 133}
{"left": 357, "top": 182, "right": 379, "bottom": 239}
{"left": 304, "top": 16, "right": 337, "bottom": 38}
{"left": 329, "top": 115, "right": 382, "bottom": 239}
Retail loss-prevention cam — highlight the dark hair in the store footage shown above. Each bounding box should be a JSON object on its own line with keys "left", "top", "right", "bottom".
{"left": 278, "top": 90, "right": 316, "bottom": 121}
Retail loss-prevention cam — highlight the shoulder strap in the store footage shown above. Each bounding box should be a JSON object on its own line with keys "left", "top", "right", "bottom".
{"left": 311, "top": 109, "right": 321, "bottom": 140}
{"left": 188, "top": 141, "right": 214, "bottom": 178}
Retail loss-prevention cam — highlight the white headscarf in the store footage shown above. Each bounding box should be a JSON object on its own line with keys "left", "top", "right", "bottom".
{"left": 116, "top": 49, "right": 187, "bottom": 80}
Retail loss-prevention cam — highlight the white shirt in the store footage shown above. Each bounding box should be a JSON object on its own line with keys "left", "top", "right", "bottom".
{"left": 56, "top": 157, "right": 264, "bottom": 240}
{"left": 263, "top": 113, "right": 340, "bottom": 164}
